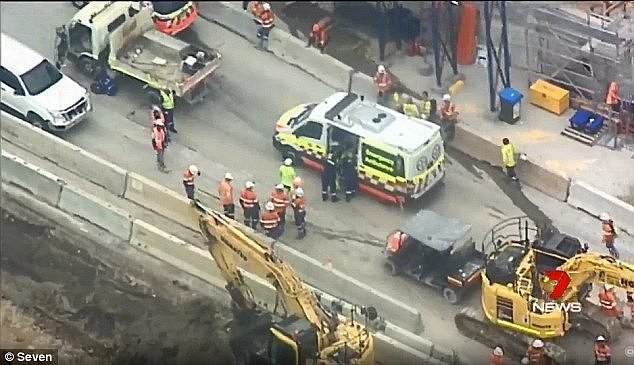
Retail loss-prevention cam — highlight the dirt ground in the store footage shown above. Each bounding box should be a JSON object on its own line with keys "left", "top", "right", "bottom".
{"left": 0, "top": 208, "right": 235, "bottom": 365}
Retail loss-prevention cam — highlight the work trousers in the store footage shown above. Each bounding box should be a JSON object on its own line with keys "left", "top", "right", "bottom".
{"left": 276, "top": 211, "right": 286, "bottom": 227}
{"left": 377, "top": 91, "right": 387, "bottom": 106}
{"left": 184, "top": 183, "right": 195, "bottom": 200}
{"left": 243, "top": 207, "right": 259, "bottom": 229}
{"left": 257, "top": 26, "right": 271, "bottom": 48}
{"left": 441, "top": 118, "right": 456, "bottom": 142}
{"left": 265, "top": 225, "right": 283, "bottom": 240}
{"left": 223, "top": 204, "right": 235, "bottom": 220}
{"left": 606, "top": 242, "right": 620, "bottom": 259}
{"left": 505, "top": 165, "right": 517, "bottom": 180}
{"left": 156, "top": 149, "right": 166, "bottom": 169}
{"left": 163, "top": 108, "right": 175, "bottom": 131}
{"left": 321, "top": 175, "right": 337, "bottom": 201}
{"left": 307, "top": 35, "right": 325, "bottom": 52}
{"left": 293, "top": 210, "right": 306, "bottom": 239}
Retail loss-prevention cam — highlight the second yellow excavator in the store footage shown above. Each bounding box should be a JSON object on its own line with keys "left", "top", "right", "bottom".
{"left": 194, "top": 202, "right": 374, "bottom": 365}
{"left": 456, "top": 216, "right": 634, "bottom": 364}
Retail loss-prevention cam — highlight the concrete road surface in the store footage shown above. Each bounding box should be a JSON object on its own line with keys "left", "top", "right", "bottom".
{"left": 2, "top": 2, "right": 631, "bottom": 364}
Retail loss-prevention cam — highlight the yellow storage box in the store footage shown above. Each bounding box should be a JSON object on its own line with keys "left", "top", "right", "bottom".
{"left": 529, "top": 79, "right": 570, "bottom": 115}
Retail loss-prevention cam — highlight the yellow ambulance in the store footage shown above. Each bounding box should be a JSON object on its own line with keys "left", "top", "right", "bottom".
{"left": 272, "top": 92, "right": 445, "bottom": 205}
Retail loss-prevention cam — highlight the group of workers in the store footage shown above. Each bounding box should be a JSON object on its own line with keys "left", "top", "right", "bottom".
{"left": 373, "top": 65, "right": 459, "bottom": 142}
{"left": 490, "top": 336, "right": 615, "bottom": 365}
{"left": 321, "top": 152, "right": 359, "bottom": 203}
{"left": 180, "top": 162, "right": 308, "bottom": 240}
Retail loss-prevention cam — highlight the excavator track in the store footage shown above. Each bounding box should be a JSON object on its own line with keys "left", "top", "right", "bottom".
{"left": 455, "top": 307, "right": 566, "bottom": 365}
{"left": 571, "top": 303, "right": 623, "bottom": 341}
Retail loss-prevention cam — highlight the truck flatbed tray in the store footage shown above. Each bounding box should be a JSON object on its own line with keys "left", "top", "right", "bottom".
{"left": 118, "top": 29, "right": 192, "bottom": 83}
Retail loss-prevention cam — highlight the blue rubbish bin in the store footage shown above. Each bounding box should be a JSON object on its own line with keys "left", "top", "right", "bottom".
{"left": 499, "top": 87, "right": 523, "bottom": 124}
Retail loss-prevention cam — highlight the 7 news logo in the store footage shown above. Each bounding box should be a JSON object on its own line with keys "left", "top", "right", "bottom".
{"left": 532, "top": 270, "right": 582, "bottom": 313}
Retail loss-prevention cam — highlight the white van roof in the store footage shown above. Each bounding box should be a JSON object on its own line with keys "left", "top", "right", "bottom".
{"left": 1, "top": 33, "right": 46, "bottom": 75}
{"left": 312, "top": 92, "right": 440, "bottom": 153}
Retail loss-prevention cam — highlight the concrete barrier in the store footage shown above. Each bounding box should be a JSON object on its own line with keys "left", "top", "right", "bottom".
{"left": 452, "top": 125, "right": 502, "bottom": 167}
{"left": 350, "top": 72, "right": 377, "bottom": 102}
{"left": 1, "top": 150, "right": 64, "bottom": 206}
{"left": 1, "top": 112, "right": 128, "bottom": 196}
{"left": 373, "top": 333, "right": 436, "bottom": 365}
{"left": 58, "top": 184, "right": 133, "bottom": 241}
{"left": 567, "top": 180, "right": 634, "bottom": 233}
{"left": 130, "top": 219, "right": 280, "bottom": 309}
{"left": 124, "top": 172, "right": 199, "bottom": 231}
{"left": 268, "top": 29, "right": 353, "bottom": 91}
{"left": 452, "top": 125, "right": 571, "bottom": 201}
{"left": 516, "top": 159, "right": 570, "bottom": 201}
{"left": 198, "top": 2, "right": 263, "bottom": 43}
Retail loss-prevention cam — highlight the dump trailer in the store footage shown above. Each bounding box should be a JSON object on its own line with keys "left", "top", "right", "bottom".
{"left": 58, "top": 1, "right": 221, "bottom": 104}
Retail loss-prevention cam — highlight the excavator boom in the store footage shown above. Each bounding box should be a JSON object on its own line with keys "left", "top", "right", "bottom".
{"left": 194, "top": 202, "right": 374, "bottom": 364}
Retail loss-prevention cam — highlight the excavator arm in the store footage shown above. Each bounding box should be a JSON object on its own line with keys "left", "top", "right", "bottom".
{"left": 541, "top": 252, "right": 634, "bottom": 302}
{"left": 195, "top": 203, "right": 338, "bottom": 348}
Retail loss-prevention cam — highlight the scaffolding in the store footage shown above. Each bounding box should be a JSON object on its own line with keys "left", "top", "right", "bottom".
{"left": 524, "top": 3, "right": 634, "bottom": 145}
{"left": 483, "top": 1, "right": 511, "bottom": 112}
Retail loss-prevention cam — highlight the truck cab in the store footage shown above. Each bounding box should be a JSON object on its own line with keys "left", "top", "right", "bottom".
{"left": 58, "top": 1, "right": 140, "bottom": 76}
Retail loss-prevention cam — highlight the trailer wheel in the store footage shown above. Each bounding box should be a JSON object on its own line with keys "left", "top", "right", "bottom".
{"left": 442, "top": 287, "right": 461, "bottom": 304}
{"left": 383, "top": 260, "right": 399, "bottom": 276}
{"left": 78, "top": 57, "right": 97, "bottom": 77}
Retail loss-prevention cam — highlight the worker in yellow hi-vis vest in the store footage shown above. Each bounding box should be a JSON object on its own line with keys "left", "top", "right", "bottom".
{"left": 160, "top": 88, "right": 177, "bottom": 134}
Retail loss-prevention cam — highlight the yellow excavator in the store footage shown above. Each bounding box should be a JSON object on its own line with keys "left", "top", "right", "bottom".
{"left": 194, "top": 202, "right": 374, "bottom": 365}
{"left": 456, "top": 216, "right": 634, "bottom": 364}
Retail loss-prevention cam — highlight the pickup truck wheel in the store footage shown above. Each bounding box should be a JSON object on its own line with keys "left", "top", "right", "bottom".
{"left": 27, "top": 113, "right": 47, "bottom": 130}
{"left": 383, "top": 260, "right": 399, "bottom": 276}
{"left": 442, "top": 287, "right": 460, "bottom": 304}
{"left": 79, "top": 57, "right": 97, "bottom": 77}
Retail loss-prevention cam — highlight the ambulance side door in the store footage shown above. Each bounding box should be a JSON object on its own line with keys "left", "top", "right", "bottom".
{"left": 292, "top": 120, "right": 326, "bottom": 161}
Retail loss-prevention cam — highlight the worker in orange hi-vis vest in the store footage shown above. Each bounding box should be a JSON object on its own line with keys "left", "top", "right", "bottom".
{"left": 605, "top": 81, "right": 620, "bottom": 112}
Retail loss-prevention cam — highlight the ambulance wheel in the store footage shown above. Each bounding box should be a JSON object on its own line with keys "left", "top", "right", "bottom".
{"left": 442, "top": 287, "right": 461, "bottom": 304}
{"left": 383, "top": 260, "right": 399, "bottom": 276}
{"left": 282, "top": 148, "right": 301, "bottom": 166}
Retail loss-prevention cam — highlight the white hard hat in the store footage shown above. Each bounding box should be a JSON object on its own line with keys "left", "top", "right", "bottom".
{"left": 604, "top": 284, "right": 614, "bottom": 290}
{"left": 599, "top": 212, "right": 610, "bottom": 221}
{"left": 265, "top": 201, "right": 275, "bottom": 211}
{"left": 493, "top": 347, "right": 503, "bottom": 356}
{"left": 295, "top": 187, "right": 304, "bottom": 197}
{"left": 532, "top": 339, "right": 544, "bottom": 348}
{"left": 246, "top": 181, "right": 255, "bottom": 189}
{"left": 189, "top": 165, "right": 199, "bottom": 175}
{"left": 224, "top": 172, "right": 233, "bottom": 180}
{"left": 263, "top": 2, "right": 271, "bottom": 11}
{"left": 284, "top": 158, "right": 293, "bottom": 166}
{"left": 443, "top": 94, "right": 451, "bottom": 101}
{"left": 275, "top": 183, "right": 284, "bottom": 190}
{"left": 377, "top": 65, "right": 386, "bottom": 73}
{"left": 596, "top": 335, "right": 606, "bottom": 341}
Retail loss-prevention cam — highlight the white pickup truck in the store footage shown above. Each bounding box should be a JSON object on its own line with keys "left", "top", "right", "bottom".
{"left": 1, "top": 33, "right": 91, "bottom": 131}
